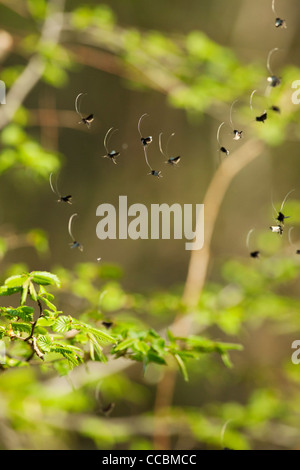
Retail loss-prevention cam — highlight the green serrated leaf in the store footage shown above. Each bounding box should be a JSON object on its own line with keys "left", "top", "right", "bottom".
{"left": 52, "top": 316, "right": 73, "bottom": 333}
{"left": 10, "top": 322, "right": 32, "bottom": 335}
{"left": 38, "top": 295, "right": 57, "bottom": 312}
{"left": 31, "top": 271, "right": 61, "bottom": 287}
{"left": 21, "top": 279, "right": 30, "bottom": 305}
{"left": 37, "top": 335, "right": 53, "bottom": 353}
{"left": 113, "top": 338, "right": 136, "bottom": 352}
{"left": 29, "top": 282, "right": 37, "bottom": 301}
{"left": 5, "top": 274, "right": 28, "bottom": 288}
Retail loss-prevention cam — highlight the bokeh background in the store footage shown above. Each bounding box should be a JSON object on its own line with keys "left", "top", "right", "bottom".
{"left": 1, "top": 0, "right": 300, "bottom": 451}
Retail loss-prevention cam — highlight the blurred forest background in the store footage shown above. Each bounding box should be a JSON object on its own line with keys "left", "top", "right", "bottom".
{"left": 0, "top": 0, "right": 300, "bottom": 451}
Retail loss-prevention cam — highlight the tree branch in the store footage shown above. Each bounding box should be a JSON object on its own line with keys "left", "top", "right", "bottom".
{"left": 0, "top": 0, "right": 65, "bottom": 130}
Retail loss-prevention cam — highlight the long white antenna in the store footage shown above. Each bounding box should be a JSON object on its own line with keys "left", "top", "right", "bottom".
{"left": 143, "top": 147, "right": 152, "bottom": 171}
{"left": 272, "top": 0, "right": 277, "bottom": 16}
{"left": 288, "top": 227, "right": 295, "bottom": 248}
{"left": 249, "top": 90, "right": 256, "bottom": 111}
{"left": 229, "top": 99, "right": 238, "bottom": 129}
{"left": 158, "top": 132, "right": 165, "bottom": 157}
{"left": 159, "top": 132, "right": 175, "bottom": 159}
{"left": 68, "top": 213, "right": 78, "bottom": 241}
{"left": 138, "top": 113, "right": 148, "bottom": 137}
{"left": 217, "top": 122, "right": 225, "bottom": 146}
{"left": 246, "top": 228, "right": 255, "bottom": 250}
{"left": 220, "top": 419, "right": 233, "bottom": 448}
{"left": 280, "top": 189, "right": 295, "bottom": 212}
{"left": 267, "top": 47, "right": 279, "bottom": 76}
{"left": 271, "top": 192, "right": 278, "bottom": 222}
{"left": 166, "top": 132, "right": 175, "bottom": 158}
{"left": 103, "top": 127, "right": 118, "bottom": 154}
{"left": 49, "top": 172, "right": 59, "bottom": 196}
{"left": 75, "top": 92, "right": 87, "bottom": 118}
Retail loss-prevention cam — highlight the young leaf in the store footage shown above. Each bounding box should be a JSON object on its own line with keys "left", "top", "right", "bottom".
{"left": 37, "top": 335, "right": 53, "bottom": 353}
{"left": 52, "top": 316, "right": 73, "bottom": 333}
{"left": 37, "top": 295, "right": 57, "bottom": 312}
{"left": 29, "top": 282, "right": 38, "bottom": 302}
{"left": 31, "top": 271, "right": 61, "bottom": 287}
{"left": 173, "top": 353, "right": 189, "bottom": 382}
{"left": 5, "top": 274, "right": 28, "bottom": 288}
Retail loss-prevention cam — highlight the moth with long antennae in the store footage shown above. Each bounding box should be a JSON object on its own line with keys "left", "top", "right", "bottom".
{"left": 101, "top": 127, "right": 120, "bottom": 165}
{"left": 49, "top": 172, "right": 72, "bottom": 204}
{"left": 246, "top": 228, "right": 260, "bottom": 258}
{"left": 266, "top": 48, "right": 281, "bottom": 88}
{"left": 272, "top": 188, "right": 294, "bottom": 226}
{"left": 288, "top": 227, "right": 300, "bottom": 255}
{"left": 68, "top": 213, "right": 83, "bottom": 251}
{"left": 250, "top": 89, "right": 268, "bottom": 123}
{"left": 75, "top": 92, "right": 94, "bottom": 128}
{"left": 217, "top": 122, "right": 229, "bottom": 156}
{"left": 138, "top": 114, "right": 161, "bottom": 178}
{"left": 229, "top": 99, "right": 243, "bottom": 140}
{"left": 138, "top": 113, "right": 152, "bottom": 147}
{"left": 159, "top": 132, "right": 181, "bottom": 166}
{"left": 272, "top": 0, "right": 286, "bottom": 28}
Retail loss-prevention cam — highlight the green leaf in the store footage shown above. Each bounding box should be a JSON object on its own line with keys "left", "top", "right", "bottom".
{"left": 37, "top": 335, "right": 53, "bottom": 353}
{"left": 72, "top": 320, "right": 115, "bottom": 344}
{"left": 38, "top": 295, "right": 57, "bottom": 312}
{"left": 10, "top": 322, "right": 32, "bottom": 335}
{"left": 174, "top": 353, "right": 189, "bottom": 382}
{"left": 0, "top": 286, "right": 22, "bottom": 296}
{"left": 29, "top": 282, "right": 37, "bottom": 302}
{"left": 146, "top": 352, "right": 167, "bottom": 365}
{"left": 5, "top": 274, "right": 28, "bottom": 288}
{"left": 113, "top": 338, "right": 136, "bottom": 352}
{"left": 21, "top": 279, "right": 30, "bottom": 306}
{"left": 5, "top": 306, "right": 33, "bottom": 322}
{"left": 36, "top": 317, "right": 55, "bottom": 327}
{"left": 52, "top": 316, "right": 73, "bottom": 333}
{"left": 31, "top": 271, "right": 61, "bottom": 287}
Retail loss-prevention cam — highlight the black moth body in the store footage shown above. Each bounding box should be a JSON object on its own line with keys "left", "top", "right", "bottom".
{"left": 59, "top": 195, "right": 72, "bottom": 204}
{"left": 270, "top": 105, "right": 281, "bottom": 113}
{"left": 70, "top": 240, "right": 83, "bottom": 251}
{"left": 220, "top": 146, "right": 229, "bottom": 156}
{"left": 250, "top": 251, "right": 260, "bottom": 259}
{"left": 80, "top": 114, "right": 94, "bottom": 128}
{"left": 275, "top": 17, "right": 286, "bottom": 28}
{"left": 141, "top": 136, "right": 152, "bottom": 146}
{"left": 107, "top": 150, "right": 120, "bottom": 165}
{"left": 256, "top": 112, "right": 267, "bottom": 123}
{"left": 233, "top": 130, "right": 243, "bottom": 140}
{"left": 167, "top": 156, "right": 181, "bottom": 165}
{"left": 149, "top": 170, "right": 162, "bottom": 178}
{"left": 267, "top": 75, "right": 281, "bottom": 87}
{"left": 276, "top": 211, "right": 290, "bottom": 225}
